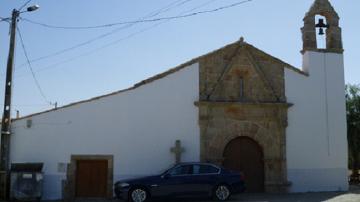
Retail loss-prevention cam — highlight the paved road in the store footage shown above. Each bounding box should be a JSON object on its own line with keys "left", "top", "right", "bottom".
{"left": 51, "top": 191, "right": 359, "bottom": 202}
{"left": 20, "top": 186, "right": 360, "bottom": 202}
{"left": 233, "top": 191, "right": 360, "bottom": 202}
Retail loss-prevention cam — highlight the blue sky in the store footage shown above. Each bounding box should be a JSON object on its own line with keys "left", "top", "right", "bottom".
{"left": 0, "top": 0, "right": 359, "bottom": 116}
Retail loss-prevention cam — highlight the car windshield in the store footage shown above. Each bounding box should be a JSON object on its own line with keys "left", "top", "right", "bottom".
{"left": 158, "top": 164, "right": 176, "bottom": 175}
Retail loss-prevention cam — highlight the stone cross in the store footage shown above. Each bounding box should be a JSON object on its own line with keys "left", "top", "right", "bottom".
{"left": 170, "top": 140, "right": 185, "bottom": 164}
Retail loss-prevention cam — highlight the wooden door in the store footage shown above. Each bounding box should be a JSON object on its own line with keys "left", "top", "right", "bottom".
{"left": 223, "top": 137, "right": 264, "bottom": 192}
{"left": 76, "top": 160, "right": 108, "bottom": 198}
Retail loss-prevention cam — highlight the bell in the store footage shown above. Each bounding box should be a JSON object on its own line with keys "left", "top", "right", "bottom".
{"left": 315, "top": 19, "right": 327, "bottom": 28}
{"left": 315, "top": 18, "right": 329, "bottom": 35}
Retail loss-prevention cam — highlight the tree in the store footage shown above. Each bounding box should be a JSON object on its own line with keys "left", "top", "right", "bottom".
{"left": 346, "top": 84, "right": 360, "bottom": 184}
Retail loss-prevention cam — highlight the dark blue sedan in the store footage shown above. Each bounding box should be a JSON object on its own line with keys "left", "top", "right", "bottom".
{"left": 114, "top": 162, "right": 245, "bottom": 202}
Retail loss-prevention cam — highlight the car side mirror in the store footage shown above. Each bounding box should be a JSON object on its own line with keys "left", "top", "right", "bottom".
{"left": 162, "top": 173, "right": 171, "bottom": 179}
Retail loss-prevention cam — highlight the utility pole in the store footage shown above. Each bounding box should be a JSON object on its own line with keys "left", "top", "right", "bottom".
{"left": 0, "top": 9, "right": 18, "bottom": 200}
{"left": 0, "top": 9, "right": 18, "bottom": 172}
{"left": 0, "top": 6, "right": 39, "bottom": 199}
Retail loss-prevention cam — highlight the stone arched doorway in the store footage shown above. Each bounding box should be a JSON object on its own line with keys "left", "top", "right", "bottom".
{"left": 223, "top": 137, "right": 264, "bottom": 193}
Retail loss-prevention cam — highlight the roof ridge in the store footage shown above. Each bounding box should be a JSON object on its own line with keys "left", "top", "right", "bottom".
{"left": 14, "top": 39, "right": 305, "bottom": 121}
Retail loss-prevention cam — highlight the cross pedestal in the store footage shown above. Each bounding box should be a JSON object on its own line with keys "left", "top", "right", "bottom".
{"left": 170, "top": 140, "right": 185, "bottom": 164}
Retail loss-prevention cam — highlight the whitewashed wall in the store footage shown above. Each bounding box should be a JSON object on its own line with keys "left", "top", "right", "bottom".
{"left": 285, "top": 51, "right": 348, "bottom": 192}
{"left": 10, "top": 63, "right": 200, "bottom": 200}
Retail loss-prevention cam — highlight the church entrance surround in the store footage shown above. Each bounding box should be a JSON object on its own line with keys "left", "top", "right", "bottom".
{"left": 197, "top": 102, "right": 290, "bottom": 193}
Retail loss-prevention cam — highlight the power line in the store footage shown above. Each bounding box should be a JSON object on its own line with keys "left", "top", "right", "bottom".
{"left": 12, "top": 0, "right": 253, "bottom": 79}
{"left": 21, "top": 0, "right": 252, "bottom": 30}
{"left": 18, "top": 0, "right": 32, "bottom": 11}
{"left": 147, "top": 0, "right": 193, "bottom": 18}
{"left": 14, "top": 0, "right": 250, "bottom": 73}
{"left": 14, "top": 0, "right": 194, "bottom": 70}
{"left": 0, "top": 104, "right": 51, "bottom": 107}
{"left": 16, "top": 26, "right": 52, "bottom": 105}
{"left": 0, "top": 17, "right": 10, "bottom": 22}
{"left": 14, "top": 0, "right": 223, "bottom": 78}
{"left": 180, "top": 0, "right": 219, "bottom": 16}
{"left": 14, "top": 0, "right": 243, "bottom": 78}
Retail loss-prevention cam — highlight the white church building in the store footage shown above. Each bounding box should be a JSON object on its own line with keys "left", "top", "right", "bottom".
{"left": 4, "top": 0, "right": 348, "bottom": 200}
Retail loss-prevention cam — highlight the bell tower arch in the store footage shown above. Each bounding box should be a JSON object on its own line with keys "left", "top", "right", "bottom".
{"left": 301, "top": 0, "right": 343, "bottom": 53}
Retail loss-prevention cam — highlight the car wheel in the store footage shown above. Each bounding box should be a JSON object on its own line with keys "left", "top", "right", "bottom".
{"left": 213, "top": 184, "right": 231, "bottom": 201}
{"left": 129, "top": 187, "right": 148, "bottom": 202}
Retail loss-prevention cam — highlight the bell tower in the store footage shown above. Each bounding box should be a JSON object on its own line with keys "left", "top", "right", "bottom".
{"left": 301, "top": 0, "right": 343, "bottom": 53}
{"left": 286, "top": 0, "right": 348, "bottom": 193}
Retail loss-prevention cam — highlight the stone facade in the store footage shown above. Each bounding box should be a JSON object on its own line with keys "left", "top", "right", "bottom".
{"left": 196, "top": 40, "right": 292, "bottom": 192}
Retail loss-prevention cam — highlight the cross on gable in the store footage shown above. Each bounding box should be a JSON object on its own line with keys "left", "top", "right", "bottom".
{"left": 170, "top": 140, "right": 185, "bottom": 164}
